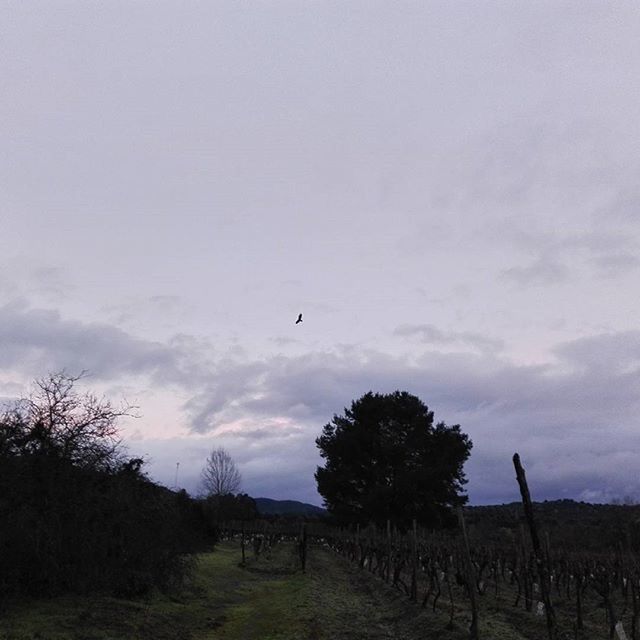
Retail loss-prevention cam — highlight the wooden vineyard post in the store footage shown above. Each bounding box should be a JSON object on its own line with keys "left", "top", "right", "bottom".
{"left": 410, "top": 519, "right": 418, "bottom": 602}
{"left": 575, "top": 572, "right": 584, "bottom": 635}
{"left": 241, "top": 521, "right": 246, "bottom": 566}
{"left": 299, "top": 523, "right": 308, "bottom": 573}
{"left": 631, "top": 578, "right": 639, "bottom": 640}
{"left": 544, "top": 530, "right": 551, "bottom": 566}
{"left": 519, "top": 523, "right": 533, "bottom": 612}
{"left": 457, "top": 507, "right": 479, "bottom": 640}
{"left": 513, "top": 453, "right": 556, "bottom": 640}
{"left": 386, "top": 519, "right": 392, "bottom": 583}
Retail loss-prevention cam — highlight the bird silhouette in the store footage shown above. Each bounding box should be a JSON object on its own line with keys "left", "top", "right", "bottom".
{"left": 295, "top": 313, "right": 303, "bottom": 324}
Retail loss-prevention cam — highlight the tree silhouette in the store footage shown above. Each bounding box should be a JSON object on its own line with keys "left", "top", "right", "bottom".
{"left": 9, "top": 371, "right": 137, "bottom": 469}
{"left": 200, "top": 447, "right": 241, "bottom": 496}
{"left": 315, "top": 391, "right": 472, "bottom": 528}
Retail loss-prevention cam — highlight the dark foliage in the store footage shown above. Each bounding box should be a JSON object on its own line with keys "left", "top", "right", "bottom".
{"left": 465, "top": 499, "right": 640, "bottom": 552}
{"left": 0, "top": 373, "right": 215, "bottom": 599}
{"left": 315, "top": 391, "right": 472, "bottom": 529}
{"left": 203, "top": 492, "right": 258, "bottom": 524}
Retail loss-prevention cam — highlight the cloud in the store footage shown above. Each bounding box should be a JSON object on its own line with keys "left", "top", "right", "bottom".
{"left": 184, "top": 335, "right": 640, "bottom": 439}
{"left": 5, "top": 299, "right": 640, "bottom": 506}
{"left": 594, "top": 188, "right": 640, "bottom": 226}
{"left": 394, "top": 323, "right": 503, "bottom": 353}
{"left": 553, "top": 330, "right": 640, "bottom": 374}
{"left": 588, "top": 252, "right": 640, "bottom": 278}
{"left": 0, "top": 264, "right": 73, "bottom": 303}
{"left": 501, "top": 257, "right": 570, "bottom": 287}
{"left": 269, "top": 336, "right": 299, "bottom": 347}
{"left": 500, "top": 228, "right": 640, "bottom": 286}
{"left": 0, "top": 300, "right": 206, "bottom": 386}
{"left": 129, "top": 430, "right": 322, "bottom": 505}
{"left": 100, "top": 295, "right": 191, "bottom": 328}
{"left": 183, "top": 347, "right": 416, "bottom": 433}
{"left": 180, "top": 331, "right": 640, "bottom": 505}
{"left": 570, "top": 233, "right": 640, "bottom": 279}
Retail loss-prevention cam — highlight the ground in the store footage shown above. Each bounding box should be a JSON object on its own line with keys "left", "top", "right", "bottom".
{"left": 0, "top": 540, "right": 617, "bottom": 639}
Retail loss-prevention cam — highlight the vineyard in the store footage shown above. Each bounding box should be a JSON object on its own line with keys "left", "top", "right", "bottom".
{"left": 223, "top": 455, "right": 640, "bottom": 640}
{"left": 3, "top": 453, "right": 640, "bottom": 639}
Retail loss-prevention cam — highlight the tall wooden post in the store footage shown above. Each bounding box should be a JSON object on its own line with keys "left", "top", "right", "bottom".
{"left": 299, "top": 523, "right": 308, "bottom": 573}
{"left": 410, "top": 519, "right": 418, "bottom": 602}
{"left": 386, "top": 519, "right": 392, "bottom": 583}
{"left": 457, "top": 507, "right": 479, "bottom": 640}
{"left": 519, "top": 523, "right": 532, "bottom": 612}
{"left": 513, "top": 453, "right": 556, "bottom": 640}
{"left": 241, "top": 521, "right": 246, "bottom": 566}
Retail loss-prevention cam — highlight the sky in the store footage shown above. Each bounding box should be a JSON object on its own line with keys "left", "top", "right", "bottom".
{"left": 2, "top": 1, "right": 640, "bottom": 506}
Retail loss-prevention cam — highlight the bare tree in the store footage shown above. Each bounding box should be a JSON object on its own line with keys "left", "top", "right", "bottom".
{"left": 200, "top": 447, "right": 241, "bottom": 496}
{"left": 3, "top": 371, "right": 137, "bottom": 470}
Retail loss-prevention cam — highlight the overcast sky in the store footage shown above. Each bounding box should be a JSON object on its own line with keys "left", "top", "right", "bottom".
{"left": 2, "top": 1, "right": 640, "bottom": 506}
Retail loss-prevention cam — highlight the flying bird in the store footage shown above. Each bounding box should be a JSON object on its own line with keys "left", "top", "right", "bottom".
{"left": 295, "top": 313, "right": 303, "bottom": 324}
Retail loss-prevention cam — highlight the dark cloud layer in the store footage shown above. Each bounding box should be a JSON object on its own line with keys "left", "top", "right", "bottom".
{"left": 184, "top": 333, "right": 640, "bottom": 505}
{"left": 0, "top": 301, "right": 205, "bottom": 386}
{"left": 2, "top": 299, "right": 640, "bottom": 505}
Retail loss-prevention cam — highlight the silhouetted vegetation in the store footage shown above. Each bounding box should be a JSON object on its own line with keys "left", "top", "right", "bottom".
{"left": 315, "top": 391, "right": 472, "bottom": 529}
{"left": 0, "top": 373, "right": 216, "bottom": 599}
{"left": 203, "top": 492, "right": 258, "bottom": 525}
{"left": 200, "top": 446, "right": 242, "bottom": 496}
{"left": 465, "top": 499, "right": 640, "bottom": 552}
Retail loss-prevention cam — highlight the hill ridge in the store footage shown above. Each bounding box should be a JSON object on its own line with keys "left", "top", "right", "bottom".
{"left": 254, "top": 497, "right": 327, "bottom": 517}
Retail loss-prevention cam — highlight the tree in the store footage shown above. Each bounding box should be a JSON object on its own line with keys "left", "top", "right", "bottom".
{"left": 200, "top": 447, "right": 241, "bottom": 497}
{"left": 315, "top": 391, "right": 472, "bottom": 528}
{"left": 1, "top": 371, "right": 136, "bottom": 470}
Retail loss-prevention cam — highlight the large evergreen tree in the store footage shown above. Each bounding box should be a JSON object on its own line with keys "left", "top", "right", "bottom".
{"left": 315, "top": 391, "right": 472, "bottom": 528}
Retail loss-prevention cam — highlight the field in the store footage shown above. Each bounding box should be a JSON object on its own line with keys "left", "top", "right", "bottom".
{"left": 0, "top": 537, "right": 629, "bottom": 640}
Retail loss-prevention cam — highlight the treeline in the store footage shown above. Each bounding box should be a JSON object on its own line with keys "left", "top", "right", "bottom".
{"left": 464, "top": 499, "right": 640, "bottom": 552}
{"left": 0, "top": 373, "right": 256, "bottom": 599}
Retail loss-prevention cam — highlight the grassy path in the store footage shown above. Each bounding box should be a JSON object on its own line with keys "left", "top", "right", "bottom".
{"left": 2, "top": 540, "right": 555, "bottom": 640}
{"left": 0, "top": 540, "right": 456, "bottom": 640}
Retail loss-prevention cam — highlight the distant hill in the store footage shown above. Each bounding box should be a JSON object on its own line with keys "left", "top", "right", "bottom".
{"left": 254, "top": 497, "right": 327, "bottom": 518}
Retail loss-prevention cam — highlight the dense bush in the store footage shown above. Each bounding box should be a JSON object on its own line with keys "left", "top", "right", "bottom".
{"left": 0, "top": 373, "right": 216, "bottom": 598}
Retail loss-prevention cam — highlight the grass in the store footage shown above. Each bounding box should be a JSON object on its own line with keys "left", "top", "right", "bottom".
{"left": 0, "top": 540, "right": 625, "bottom": 639}
{"left": 0, "top": 541, "right": 320, "bottom": 640}
{"left": 0, "top": 539, "right": 452, "bottom": 640}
